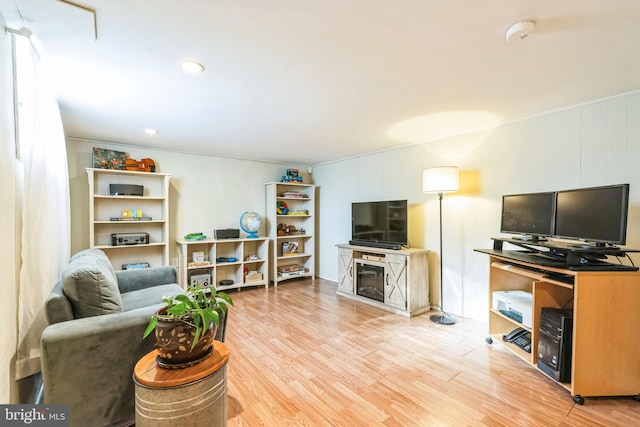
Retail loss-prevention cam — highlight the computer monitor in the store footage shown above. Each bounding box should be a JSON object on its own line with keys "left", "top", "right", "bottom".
{"left": 553, "top": 184, "right": 629, "bottom": 247}
{"left": 500, "top": 192, "right": 555, "bottom": 241}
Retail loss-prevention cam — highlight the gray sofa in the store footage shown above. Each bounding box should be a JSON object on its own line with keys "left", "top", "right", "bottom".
{"left": 40, "top": 248, "right": 226, "bottom": 427}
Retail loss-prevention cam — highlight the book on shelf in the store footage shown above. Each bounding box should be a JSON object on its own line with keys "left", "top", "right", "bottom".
{"left": 184, "top": 232, "right": 207, "bottom": 241}
{"left": 277, "top": 264, "right": 307, "bottom": 274}
{"left": 110, "top": 216, "right": 152, "bottom": 221}
{"left": 279, "top": 270, "right": 308, "bottom": 277}
{"left": 122, "top": 262, "right": 150, "bottom": 270}
{"left": 281, "top": 191, "right": 308, "bottom": 198}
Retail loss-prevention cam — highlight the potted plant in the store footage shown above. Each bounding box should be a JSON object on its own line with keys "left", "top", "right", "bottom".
{"left": 143, "top": 284, "right": 233, "bottom": 369}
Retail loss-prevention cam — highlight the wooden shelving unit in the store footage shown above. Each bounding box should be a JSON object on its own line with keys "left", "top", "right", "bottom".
{"left": 87, "top": 168, "right": 170, "bottom": 269}
{"left": 176, "top": 237, "right": 269, "bottom": 291}
{"left": 265, "top": 182, "right": 316, "bottom": 286}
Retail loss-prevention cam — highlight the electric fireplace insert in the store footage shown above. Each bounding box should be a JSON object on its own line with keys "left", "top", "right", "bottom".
{"left": 355, "top": 259, "right": 384, "bottom": 302}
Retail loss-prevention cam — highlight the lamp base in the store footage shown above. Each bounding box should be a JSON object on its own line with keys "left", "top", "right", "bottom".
{"left": 430, "top": 312, "right": 456, "bottom": 325}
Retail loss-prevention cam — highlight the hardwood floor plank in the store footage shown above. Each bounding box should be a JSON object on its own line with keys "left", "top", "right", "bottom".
{"left": 224, "top": 278, "right": 640, "bottom": 426}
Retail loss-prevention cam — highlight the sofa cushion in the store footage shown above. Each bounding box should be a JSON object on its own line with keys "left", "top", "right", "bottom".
{"left": 70, "top": 248, "right": 118, "bottom": 282}
{"left": 120, "top": 283, "right": 183, "bottom": 312}
{"left": 69, "top": 248, "right": 111, "bottom": 264}
{"left": 62, "top": 250, "right": 123, "bottom": 318}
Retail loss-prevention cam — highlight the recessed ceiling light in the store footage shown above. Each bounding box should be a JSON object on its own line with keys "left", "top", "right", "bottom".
{"left": 144, "top": 128, "right": 158, "bottom": 135}
{"left": 179, "top": 60, "right": 205, "bottom": 73}
{"left": 505, "top": 20, "right": 536, "bottom": 43}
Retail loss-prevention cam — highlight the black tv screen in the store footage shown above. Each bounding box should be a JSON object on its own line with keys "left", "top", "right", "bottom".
{"left": 554, "top": 184, "right": 630, "bottom": 246}
{"left": 351, "top": 200, "right": 408, "bottom": 248}
{"left": 500, "top": 192, "right": 555, "bottom": 240}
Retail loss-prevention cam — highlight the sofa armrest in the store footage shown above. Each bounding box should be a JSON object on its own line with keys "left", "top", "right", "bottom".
{"left": 40, "top": 303, "right": 164, "bottom": 427}
{"left": 45, "top": 280, "right": 74, "bottom": 325}
{"left": 115, "top": 266, "right": 178, "bottom": 294}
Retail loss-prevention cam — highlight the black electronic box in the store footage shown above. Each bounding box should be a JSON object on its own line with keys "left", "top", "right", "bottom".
{"left": 537, "top": 307, "right": 573, "bottom": 383}
{"left": 111, "top": 232, "right": 149, "bottom": 246}
{"left": 109, "top": 184, "right": 144, "bottom": 196}
{"left": 215, "top": 228, "right": 240, "bottom": 239}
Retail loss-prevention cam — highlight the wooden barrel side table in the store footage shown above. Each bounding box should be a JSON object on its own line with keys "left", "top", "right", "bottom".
{"left": 133, "top": 341, "right": 229, "bottom": 427}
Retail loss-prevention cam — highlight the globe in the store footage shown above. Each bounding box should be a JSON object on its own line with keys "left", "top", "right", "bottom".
{"left": 240, "top": 211, "right": 262, "bottom": 238}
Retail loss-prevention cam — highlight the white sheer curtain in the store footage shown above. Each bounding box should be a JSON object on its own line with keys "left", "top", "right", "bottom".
{"left": 15, "top": 35, "right": 70, "bottom": 379}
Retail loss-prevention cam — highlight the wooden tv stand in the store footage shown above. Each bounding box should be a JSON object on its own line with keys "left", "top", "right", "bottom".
{"left": 336, "top": 243, "right": 430, "bottom": 317}
{"left": 476, "top": 247, "right": 640, "bottom": 404}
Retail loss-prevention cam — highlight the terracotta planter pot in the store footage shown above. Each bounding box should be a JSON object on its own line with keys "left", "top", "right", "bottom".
{"left": 153, "top": 307, "right": 217, "bottom": 369}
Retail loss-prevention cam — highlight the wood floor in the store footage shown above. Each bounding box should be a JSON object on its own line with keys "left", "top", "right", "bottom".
{"left": 223, "top": 278, "right": 640, "bottom": 426}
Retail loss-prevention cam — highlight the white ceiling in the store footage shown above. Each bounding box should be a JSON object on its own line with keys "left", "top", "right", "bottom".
{"left": 3, "top": 0, "right": 640, "bottom": 165}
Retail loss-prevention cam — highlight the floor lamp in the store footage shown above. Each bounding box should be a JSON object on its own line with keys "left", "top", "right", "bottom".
{"left": 423, "top": 166, "right": 459, "bottom": 325}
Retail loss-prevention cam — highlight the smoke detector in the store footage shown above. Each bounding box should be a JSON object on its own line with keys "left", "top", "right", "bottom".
{"left": 505, "top": 20, "right": 536, "bottom": 42}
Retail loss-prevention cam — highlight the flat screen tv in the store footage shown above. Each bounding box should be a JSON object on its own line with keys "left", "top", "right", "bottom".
{"left": 350, "top": 200, "right": 408, "bottom": 250}
{"left": 500, "top": 192, "right": 555, "bottom": 241}
{"left": 553, "top": 184, "right": 630, "bottom": 247}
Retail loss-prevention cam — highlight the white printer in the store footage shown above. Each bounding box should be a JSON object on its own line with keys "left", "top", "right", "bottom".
{"left": 492, "top": 290, "right": 532, "bottom": 328}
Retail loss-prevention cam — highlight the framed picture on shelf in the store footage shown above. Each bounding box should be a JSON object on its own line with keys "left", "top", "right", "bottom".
{"left": 92, "top": 147, "right": 129, "bottom": 170}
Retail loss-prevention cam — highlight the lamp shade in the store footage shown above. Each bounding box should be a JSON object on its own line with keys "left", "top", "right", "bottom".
{"left": 422, "top": 166, "right": 459, "bottom": 194}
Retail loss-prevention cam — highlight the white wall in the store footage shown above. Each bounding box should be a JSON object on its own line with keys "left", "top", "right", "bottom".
{"left": 66, "top": 139, "right": 313, "bottom": 265}
{"left": 314, "top": 91, "right": 640, "bottom": 322}
{"left": 65, "top": 91, "right": 640, "bottom": 325}
{"left": 0, "top": 18, "right": 21, "bottom": 402}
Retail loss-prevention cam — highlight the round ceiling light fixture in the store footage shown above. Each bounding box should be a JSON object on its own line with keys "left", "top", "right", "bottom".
{"left": 178, "top": 60, "right": 205, "bottom": 73}
{"left": 505, "top": 20, "right": 536, "bottom": 43}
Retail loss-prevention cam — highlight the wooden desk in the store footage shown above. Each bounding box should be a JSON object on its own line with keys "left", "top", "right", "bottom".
{"left": 476, "top": 250, "right": 640, "bottom": 404}
{"left": 134, "top": 341, "right": 229, "bottom": 427}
